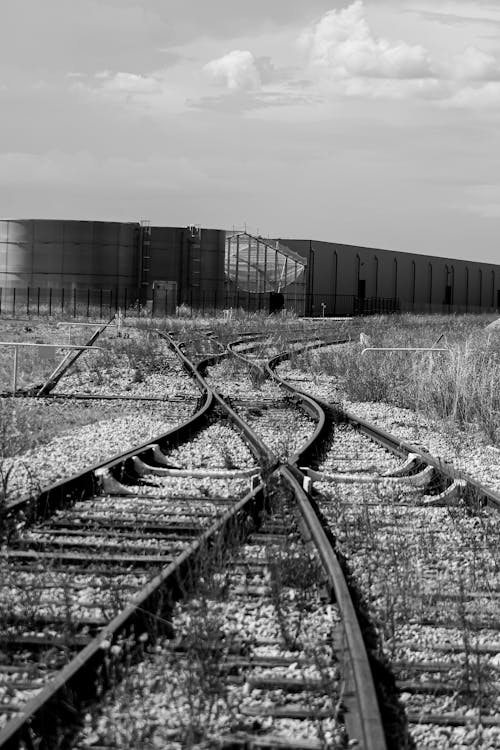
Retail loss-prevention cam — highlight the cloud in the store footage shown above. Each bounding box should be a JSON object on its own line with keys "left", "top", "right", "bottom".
{"left": 445, "top": 80, "right": 500, "bottom": 108}
{"left": 410, "top": 2, "right": 500, "bottom": 27}
{"left": 453, "top": 46, "right": 500, "bottom": 80}
{"left": 203, "top": 50, "right": 262, "bottom": 91}
{"left": 93, "top": 71, "right": 164, "bottom": 94}
{"left": 300, "top": 1, "right": 434, "bottom": 80}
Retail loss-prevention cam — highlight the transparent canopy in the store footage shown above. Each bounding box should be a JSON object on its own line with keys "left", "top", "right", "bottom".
{"left": 225, "top": 232, "right": 306, "bottom": 293}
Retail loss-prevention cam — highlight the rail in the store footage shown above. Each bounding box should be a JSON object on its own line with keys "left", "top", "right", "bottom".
{"left": 224, "top": 333, "right": 387, "bottom": 749}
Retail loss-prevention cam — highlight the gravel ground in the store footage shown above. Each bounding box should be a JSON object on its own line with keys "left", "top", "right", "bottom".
{"left": 311, "top": 424, "right": 500, "bottom": 748}
{"left": 277, "top": 358, "right": 500, "bottom": 495}
{"left": 205, "top": 361, "right": 318, "bottom": 461}
{"left": 2, "top": 400, "right": 194, "bottom": 500}
{"left": 1, "top": 330, "right": 204, "bottom": 501}
{"left": 75, "top": 527, "right": 348, "bottom": 749}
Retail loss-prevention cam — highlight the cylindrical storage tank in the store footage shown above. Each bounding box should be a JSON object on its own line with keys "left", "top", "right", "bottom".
{"left": 199, "top": 228, "right": 225, "bottom": 308}
{"left": 0, "top": 219, "right": 139, "bottom": 292}
{"left": 148, "top": 226, "right": 185, "bottom": 300}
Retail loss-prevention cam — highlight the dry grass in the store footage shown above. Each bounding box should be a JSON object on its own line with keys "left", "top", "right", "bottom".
{"left": 296, "top": 314, "right": 500, "bottom": 444}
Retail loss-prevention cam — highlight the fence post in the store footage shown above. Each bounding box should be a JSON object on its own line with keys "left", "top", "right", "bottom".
{"left": 61, "top": 288, "right": 65, "bottom": 314}
{"left": 49, "top": 288, "right": 52, "bottom": 316}
{"left": 12, "top": 288, "right": 16, "bottom": 316}
{"left": 109, "top": 289, "right": 113, "bottom": 318}
{"left": 0, "top": 287, "right": 2, "bottom": 315}
{"left": 73, "top": 288, "right": 77, "bottom": 318}
{"left": 87, "top": 289, "right": 90, "bottom": 318}
{"left": 37, "top": 287, "right": 40, "bottom": 315}
{"left": 124, "top": 288, "right": 127, "bottom": 317}
{"left": 27, "top": 287, "right": 30, "bottom": 316}
{"left": 99, "top": 289, "right": 103, "bottom": 319}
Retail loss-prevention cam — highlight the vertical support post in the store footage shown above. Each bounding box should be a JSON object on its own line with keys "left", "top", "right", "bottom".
{"left": 12, "top": 288, "right": 16, "bottom": 316}
{"left": 264, "top": 242, "right": 268, "bottom": 293}
{"left": 61, "top": 288, "right": 65, "bottom": 314}
{"left": 235, "top": 235, "right": 240, "bottom": 294}
{"left": 294, "top": 261, "right": 298, "bottom": 314}
{"left": 124, "top": 288, "right": 128, "bottom": 317}
{"left": 109, "top": 289, "right": 113, "bottom": 318}
{"left": 256, "top": 238, "right": 260, "bottom": 294}
{"left": 226, "top": 236, "right": 231, "bottom": 282}
{"left": 27, "top": 287, "right": 30, "bottom": 316}
{"left": 73, "top": 288, "right": 77, "bottom": 318}
{"left": 49, "top": 288, "right": 52, "bottom": 316}
{"left": 99, "top": 289, "right": 103, "bottom": 319}
{"left": 12, "top": 345, "right": 19, "bottom": 394}
{"left": 87, "top": 289, "right": 90, "bottom": 318}
{"left": 246, "top": 236, "right": 251, "bottom": 296}
{"left": 37, "top": 287, "right": 40, "bottom": 315}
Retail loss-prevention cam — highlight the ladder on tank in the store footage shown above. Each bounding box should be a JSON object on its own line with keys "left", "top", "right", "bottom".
{"left": 188, "top": 224, "right": 202, "bottom": 305}
{"left": 139, "top": 220, "right": 152, "bottom": 301}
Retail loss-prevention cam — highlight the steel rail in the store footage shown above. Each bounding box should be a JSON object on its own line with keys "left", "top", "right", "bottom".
{"left": 210, "top": 334, "right": 387, "bottom": 750}
{"left": 5, "top": 337, "right": 214, "bottom": 526}
{"left": 0, "top": 482, "right": 266, "bottom": 749}
{"left": 280, "top": 464, "right": 387, "bottom": 750}
{"left": 0, "top": 335, "right": 267, "bottom": 748}
{"left": 0, "top": 331, "right": 386, "bottom": 748}
{"left": 158, "top": 333, "right": 277, "bottom": 473}
{"left": 266, "top": 343, "right": 500, "bottom": 510}
{"left": 36, "top": 317, "right": 115, "bottom": 397}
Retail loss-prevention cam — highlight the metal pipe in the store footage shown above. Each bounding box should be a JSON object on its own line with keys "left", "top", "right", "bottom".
{"left": 361, "top": 347, "right": 451, "bottom": 355}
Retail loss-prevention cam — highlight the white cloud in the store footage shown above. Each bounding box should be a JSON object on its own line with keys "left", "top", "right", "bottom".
{"left": 453, "top": 46, "right": 500, "bottom": 80}
{"left": 445, "top": 80, "right": 500, "bottom": 108}
{"left": 203, "top": 50, "right": 262, "bottom": 91}
{"left": 94, "top": 71, "right": 163, "bottom": 94}
{"left": 300, "top": 1, "right": 434, "bottom": 80}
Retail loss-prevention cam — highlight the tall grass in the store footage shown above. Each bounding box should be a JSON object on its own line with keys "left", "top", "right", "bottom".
{"left": 301, "top": 315, "right": 500, "bottom": 444}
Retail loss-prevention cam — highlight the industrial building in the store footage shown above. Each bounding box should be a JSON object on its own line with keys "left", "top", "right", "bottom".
{"left": 0, "top": 218, "right": 498, "bottom": 316}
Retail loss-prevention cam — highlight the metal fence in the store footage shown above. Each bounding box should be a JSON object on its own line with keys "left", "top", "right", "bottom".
{"left": 0, "top": 287, "right": 132, "bottom": 319}
{"left": 5, "top": 286, "right": 494, "bottom": 319}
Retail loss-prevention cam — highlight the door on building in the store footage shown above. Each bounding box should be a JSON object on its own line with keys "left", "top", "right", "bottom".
{"left": 444, "top": 285, "right": 453, "bottom": 305}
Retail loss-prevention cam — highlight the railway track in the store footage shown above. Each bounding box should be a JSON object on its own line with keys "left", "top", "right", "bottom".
{"left": 0, "top": 329, "right": 385, "bottom": 749}
{"left": 265, "top": 337, "right": 500, "bottom": 748}
{"left": 6, "top": 321, "right": 498, "bottom": 748}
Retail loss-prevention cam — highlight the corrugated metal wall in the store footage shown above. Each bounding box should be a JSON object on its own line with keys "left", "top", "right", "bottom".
{"left": 0, "top": 219, "right": 138, "bottom": 292}
{"left": 283, "top": 239, "right": 500, "bottom": 315}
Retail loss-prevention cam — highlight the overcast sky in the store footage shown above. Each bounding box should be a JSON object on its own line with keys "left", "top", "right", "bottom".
{"left": 1, "top": 1, "right": 499, "bottom": 262}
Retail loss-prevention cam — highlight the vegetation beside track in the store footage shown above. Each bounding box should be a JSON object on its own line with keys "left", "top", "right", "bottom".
{"left": 291, "top": 314, "right": 500, "bottom": 445}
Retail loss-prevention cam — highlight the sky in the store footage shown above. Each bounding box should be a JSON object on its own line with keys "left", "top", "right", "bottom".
{"left": 0, "top": 0, "right": 499, "bottom": 263}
